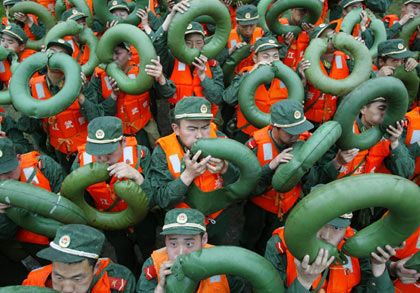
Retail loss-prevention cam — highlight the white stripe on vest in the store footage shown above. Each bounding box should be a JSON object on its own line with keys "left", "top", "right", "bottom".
{"left": 169, "top": 154, "right": 181, "bottom": 174}
{"left": 123, "top": 146, "right": 134, "bottom": 165}
{"left": 23, "top": 167, "right": 39, "bottom": 184}
{"left": 335, "top": 55, "right": 343, "bottom": 69}
{"left": 83, "top": 152, "right": 92, "bottom": 164}
{"left": 263, "top": 143, "right": 273, "bottom": 161}
{"left": 35, "top": 82, "right": 46, "bottom": 99}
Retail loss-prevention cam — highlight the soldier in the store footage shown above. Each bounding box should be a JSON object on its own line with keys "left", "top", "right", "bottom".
{"left": 136, "top": 208, "right": 244, "bottom": 292}
{"left": 0, "top": 109, "right": 33, "bottom": 154}
{"left": 71, "top": 116, "right": 155, "bottom": 274}
{"left": 151, "top": 97, "right": 239, "bottom": 244}
{"left": 265, "top": 212, "right": 398, "bottom": 292}
{"left": 22, "top": 224, "right": 136, "bottom": 292}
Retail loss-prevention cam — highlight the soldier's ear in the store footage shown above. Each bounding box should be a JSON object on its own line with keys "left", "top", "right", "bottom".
{"left": 201, "top": 232, "right": 208, "bottom": 247}
{"left": 172, "top": 123, "right": 180, "bottom": 136}
{"left": 93, "top": 260, "right": 102, "bottom": 275}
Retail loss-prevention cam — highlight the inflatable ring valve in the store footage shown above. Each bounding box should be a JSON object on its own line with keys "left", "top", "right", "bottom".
{"left": 272, "top": 121, "right": 342, "bottom": 193}
{"left": 166, "top": 246, "right": 285, "bottom": 292}
{"left": 167, "top": 0, "right": 231, "bottom": 65}
{"left": 266, "top": 0, "right": 322, "bottom": 36}
{"left": 93, "top": 0, "right": 147, "bottom": 26}
{"left": 238, "top": 60, "right": 304, "bottom": 129}
{"left": 9, "top": 51, "right": 82, "bottom": 118}
{"left": 340, "top": 8, "right": 386, "bottom": 59}
{"left": 333, "top": 76, "right": 408, "bottom": 151}
{"left": 60, "top": 162, "right": 149, "bottom": 230}
{"left": 96, "top": 23, "right": 157, "bottom": 95}
{"left": 393, "top": 65, "right": 420, "bottom": 107}
{"left": 304, "top": 32, "right": 372, "bottom": 96}
{"left": 185, "top": 138, "right": 261, "bottom": 216}
{"left": 0, "top": 180, "right": 88, "bottom": 224}
{"left": 9, "top": 1, "right": 57, "bottom": 51}
{"left": 222, "top": 44, "right": 251, "bottom": 87}
{"left": 284, "top": 174, "right": 420, "bottom": 264}
{"left": 6, "top": 207, "right": 63, "bottom": 238}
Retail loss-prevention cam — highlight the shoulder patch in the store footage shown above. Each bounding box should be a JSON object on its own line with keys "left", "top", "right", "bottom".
{"left": 144, "top": 265, "right": 157, "bottom": 280}
{"left": 141, "top": 149, "right": 146, "bottom": 159}
{"left": 247, "top": 139, "right": 257, "bottom": 149}
{"left": 0, "top": 116, "right": 3, "bottom": 124}
{"left": 108, "top": 277, "right": 127, "bottom": 291}
{"left": 208, "top": 60, "right": 217, "bottom": 67}
{"left": 275, "top": 241, "right": 287, "bottom": 255}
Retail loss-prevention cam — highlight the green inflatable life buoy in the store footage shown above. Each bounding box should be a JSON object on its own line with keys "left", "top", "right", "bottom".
{"left": 284, "top": 174, "right": 420, "bottom": 264}
{"left": 257, "top": 0, "right": 274, "bottom": 32}
{"left": 44, "top": 20, "right": 100, "bottom": 76}
{"left": 185, "top": 138, "right": 261, "bottom": 216}
{"left": 6, "top": 207, "right": 63, "bottom": 238}
{"left": 404, "top": 250, "right": 420, "bottom": 273}
{"left": 67, "top": 0, "right": 94, "bottom": 28}
{"left": 0, "top": 286, "right": 58, "bottom": 292}
{"left": 96, "top": 23, "right": 156, "bottom": 95}
{"left": 333, "top": 76, "right": 408, "bottom": 151}
{"left": 222, "top": 44, "right": 251, "bottom": 87}
{"left": 9, "top": 51, "right": 82, "bottom": 119}
{"left": 167, "top": 0, "right": 231, "bottom": 65}
{"left": 60, "top": 162, "right": 149, "bottom": 230}
{"left": 399, "top": 16, "right": 420, "bottom": 49}
{"left": 340, "top": 8, "right": 386, "bottom": 59}
{"left": 0, "top": 180, "right": 88, "bottom": 225}
{"left": 166, "top": 246, "right": 285, "bottom": 292}
{"left": 55, "top": 0, "right": 66, "bottom": 21}
{"left": 266, "top": 0, "right": 322, "bottom": 36}
{"left": 0, "top": 46, "right": 19, "bottom": 105}
{"left": 93, "top": 0, "right": 147, "bottom": 26}
{"left": 393, "top": 65, "right": 420, "bottom": 108}
{"left": 304, "top": 32, "right": 372, "bottom": 96}
{"left": 9, "top": 1, "right": 57, "bottom": 51}
{"left": 272, "top": 121, "right": 342, "bottom": 193}
{"left": 238, "top": 60, "right": 304, "bottom": 129}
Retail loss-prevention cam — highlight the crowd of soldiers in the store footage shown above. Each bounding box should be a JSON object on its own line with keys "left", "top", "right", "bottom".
{"left": 0, "top": 0, "right": 419, "bottom": 291}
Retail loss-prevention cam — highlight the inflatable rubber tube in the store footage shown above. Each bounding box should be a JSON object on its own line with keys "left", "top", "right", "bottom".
{"left": 93, "top": 0, "right": 147, "bottom": 26}
{"left": 393, "top": 65, "right": 420, "bottom": 107}
{"left": 333, "top": 76, "right": 408, "bottom": 151}
{"left": 266, "top": 0, "right": 322, "bottom": 36}
{"left": 258, "top": 0, "right": 274, "bottom": 32}
{"left": 186, "top": 137, "right": 261, "bottom": 216}
{"left": 222, "top": 44, "right": 251, "bottom": 87}
{"left": 96, "top": 23, "right": 156, "bottom": 95}
{"left": 304, "top": 32, "right": 372, "bottom": 96}
{"left": 166, "top": 246, "right": 285, "bottom": 292}
{"left": 272, "top": 121, "right": 342, "bottom": 192}
{"left": 55, "top": 0, "right": 66, "bottom": 21}
{"left": 60, "top": 162, "right": 149, "bottom": 230}
{"left": 9, "top": 1, "right": 57, "bottom": 51}
{"left": 67, "top": 0, "right": 93, "bottom": 28}
{"left": 167, "top": 0, "right": 231, "bottom": 65}
{"left": 284, "top": 174, "right": 420, "bottom": 263}
{"left": 238, "top": 60, "right": 304, "bottom": 129}
{"left": 399, "top": 16, "right": 420, "bottom": 49}
{"left": 0, "top": 286, "right": 58, "bottom": 292}
{"left": 0, "top": 180, "right": 87, "bottom": 225}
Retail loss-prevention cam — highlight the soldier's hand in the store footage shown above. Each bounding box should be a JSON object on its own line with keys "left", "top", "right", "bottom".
{"left": 399, "top": 12, "right": 416, "bottom": 26}
{"left": 166, "top": 0, "right": 176, "bottom": 11}
{"left": 77, "top": 72, "right": 87, "bottom": 104}
{"left": 297, "top": 59, "right": 310, "bottom": 86}
{"left": 172, "top": 0, "right": 190, "bottom": 15}
{"left": 405, "top": 57, "right": 418, "bottom": 72}
{"left": 376, "top": 65, "right": 395, "bottom": 77}
{"left": 387, "top": 120, "right": 404, "bottom": 150}
{"left": 145, "top": 56, "right": 166, "bottom": 85}
{"left": 295, "top": 249, "right": 335, "bottom": 290}
{"left": 137, "top": 8, "right": 152, "bottom": 34}
{"left": 0, "top": 131, "right": 7, "bottom": 138}
{"left": 269, "top": 147, "right": 293, "bottom": 170}
{"left": 109, "top": 77, "right": 120, "bottom": 100}
{"left": 282, "top": 32, "right": 295, "bottom": 46}
{"left": 207, "top": 157, "right": 228, "bottom": 174}
{"left": 14, "top": 12, "right": 33, "bottom": 26}
{"left": 106, "top": 20, "right": 119, "bottom": 29}
{"left": 180, "top": 150, "right": 211, "bottom": 186}
{"left": 108, "top": 162, "right": 145, "bottom": 185}
{"left": 229, "top": 41, "right": 247, "bottom": 55}
{"left": 390, "top": 254, "right": 420, "bottom": 284}
{"left": 221, "top": 0, "right": 232, "bottom": 8}
{"left": 0, "top": 203, "right": 11, "bottom": 214}
{"left": 236, "top": 1, "right": 244, "bottom": 7}
{"left": 371, "top": 244, "right": 397, "bottom": 277}
{"left": 301, "top": 23, "right": 314, "bottom": 34}
{"left": 359, "top": 10, "right": 368, "bottom": 30}
{"left": 333, "top": 148, "right": 359, "bottom": 169}
{"left": 192, "top": 55, "right": 208, "bottom": 81}
{"left": 155, "top": 260, "right": 174, "bottom": 292}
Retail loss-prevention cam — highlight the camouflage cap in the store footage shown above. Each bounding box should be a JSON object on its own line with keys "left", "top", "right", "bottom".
{"left": 2, "top": 23, "right": 28, "bottom": 44}
{"left": 161, "top": 209, "right": 206, "bottom": 235}
{"left": 253, "top": 36, "right": 286, "bottom": 58}
{"left": 86, "top": 116, "right": 124, "bottom": 156}
{"left": 309, "top": 23, "right": 337, "bottom": 41}
{"left": 108, "top": 0, "right": 129, "bottom": 12}
{"left": 62, "top": 7, "right": 86, "bottom": 21}
{"left": 0, "top": 137, "right": 18, "bottom": 175}
{"left": 174, "top": 97, "right": 213, "bottom": 120}
{"left": 185, "top": 21, "right": 206, "bottom": 37}
{"left": 47, "top": 38, "right": 73, "bottom": 55}
{"left": 341, "top": 0, "right": 363, "bottom": 9}
{"left": 378, "top": 39, "right": 413, "bottom": 59}
{"left": 403, "top": 0, "right": 420, "bottom": 4}
{"left": 236, "top": 4, "right": 259, "bottom": 25}
{"left": 37, "top": 224, "right": 105, "bottom": 263}
{"left": 3, "top": 0, "right": 21, "bottom": 6}
{"left": 270, "top": 100, "right": 314, "bottom": 135}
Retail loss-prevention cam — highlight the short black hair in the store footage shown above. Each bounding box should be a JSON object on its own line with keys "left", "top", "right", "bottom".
{"left": 70, "top": 258, "right": 97, "bottom": 268}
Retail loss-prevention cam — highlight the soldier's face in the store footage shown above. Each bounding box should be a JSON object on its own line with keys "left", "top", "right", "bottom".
{"left": 402, "top": 3, "right": 420, "bottom": 17}
{"left": 165, "top": 233, "right": 208, "bottom": 261}
{"left": 112, "top": 46, "right": 131, "bottom": 70}
{"left": 237, "top": 23, "right": 257, "bottom": 39}
{"left": 360, "top": 101, "right": 387, "bottom": 127}
{"left": 1, "top": 34, "right": 24, "bottom": 55}
{"left": 254, "top": 48, "right": 280, "bottom": 64}
{"left": 271, "top": 126, "right": 300, "bottom": 146}
{"left": 291, "top": 8, "right": 309, "bottom": 25}
{"left": 185, "top": 33, "right": 205, "bottom": 50}
{"left": 0, "top": 162, "right": 20, "bottom": 181}
{"left": 111, "top": 8, "right": 129, "bottom": 19}
{"left": 94, "top": 142, "right": 124, "bottom": 165}
{"left": 316, "top": 224, "right": 346, "bottom": 247}
{"left": 172, "top": 120, "right": 212, "bottom": 149}
{"left": 343, "top": 2, "right": 363, "bottom": 16}
{"left": 51, "top": 260, "right": 100, "bottom": 293}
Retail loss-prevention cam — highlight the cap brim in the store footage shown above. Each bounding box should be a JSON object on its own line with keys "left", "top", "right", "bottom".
{"left": 237, "top": 19, "right": 259, "bottom": 25}
{"left": 37, "top": 246, "right": 86, "bottom": 263}
{"left": 0, "top": 158, "right": 18, "bottom": 175}
{"left": 387, "top": 50, "right": 413, "bottom": 59}
{"left": 283, "top": 120, "right": 314, "bottom": 135}
{"left": 160, "top": 227, "right": 204, "bottom": 235}
{"left": 110, "top": 5, "right": 129, "bottom": 11}
{"left": 328, "top": 218, "right": 351, "bottom": 228}
{"left": 47, "top": 42, "right": 73, "bottom": 55}
{"left": 85, "top": 141, "right": 119, "bottom": 156}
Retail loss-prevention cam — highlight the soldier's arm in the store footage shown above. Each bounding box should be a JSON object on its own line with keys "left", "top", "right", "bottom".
{"left": 28, "top": 17, "right": 46, "bottom": 40}
{"left": 384, "top": 21, "right": 403, "bottom": 40}
{"left": 200, "top": 61, "right": 225, "bottom": 106}
{"left": 90, "top": 73, "right": 118, "bottom": 116}
{"left": 105, "top": 262, "right": 137, "bottom": 293}
{"left": 152, "top": 28, "right": 175, "bottom": 77}
{"left": 79, "top": 80, "right": 105, "bottom": 121}
{"left": 384, "top": 139, "right": 415, "bottom": 178}
{"left": 353, "top": 257, "right": 395, "bottom": 292}
{"left": 151, "top": 77, "right": 176, "bottom": 100}
{"left": 39, "top": 154, "right": 66, "bottom": 193}
{"left": 0, "top": 113, "right": 33, "bottom": 154}
{"left": 222, "top": 71, "right": 248, "bottom": 106}
{"left": 136, "top": 257, "right": 158, "bottom": 293}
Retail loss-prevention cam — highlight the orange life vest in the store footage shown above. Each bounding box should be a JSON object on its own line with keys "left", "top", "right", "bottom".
{"left": 30, "top": 75, "right": 88, "bottom": 155}
{"left": 22, "top": 258, "right": 125, "bottom": 292}
{"left": 151, "top": 245, "right": 230, "bottom": 292}
{"left": 229, "top": 6, "right": 237, "bottom": 29}
{"left": 405, "top": 107, "right": 420, "bottom": 184}
{"left": 96, "top": 66, "right": 152, "bottom": 135}
{"left": 278, "top": 18, "right": 310, "bottom": 71}
{"left": 305, "top": 51, "right": 349, "bottom": 123}
{"left": 227, "top": 27, "right": 263, "bottom": 73}
{"left": 15, "top": 152, "right": 52, "bottom": 245}
{"left": 330, "top": 17, "right": 361, "bottom": 37}
{"left": 0, "top": 59, "right": 12, "bottom": 87}
{"left": 36, "top": 0, "right": 55, "bottom": 15}
{"left": 155, "top": 127, "right": 224, "bottom": 223}
{"left": 77, "top": 137, "right": 143, "bottom": 212}
{"left": 273, "top": 227, "right": 361, "bottom": 292}
{"left": 236, "top": 66, "right": 288, "bottom": 136}
{"left": 169, "top": 59, "right": 219, "bottom": 117}
{"left": 63, "top": 36, "right": 90, "bottom": 66}
{"left": 338, "top": 121, "right": 390, "bottom": 178}
{"left": 1, "top": 16, "right": 40, "bottom": 41}
{"left": 249, "top": 126, "right": 304, "bottom": 217}
{"left": 317, "top": 0, "right": 329, "bottom": 25}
